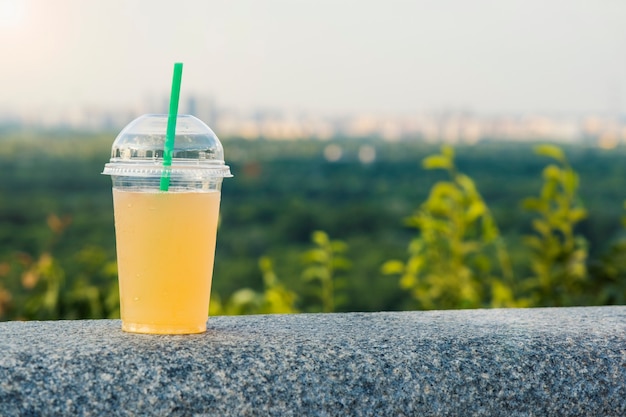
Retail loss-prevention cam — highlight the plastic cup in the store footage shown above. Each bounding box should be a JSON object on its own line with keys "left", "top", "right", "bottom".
{"left": 102, "top": 114, "right": 232, "bottom": 334}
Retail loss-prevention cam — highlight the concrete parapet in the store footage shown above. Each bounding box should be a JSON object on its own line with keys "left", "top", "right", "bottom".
{"left": 1, "top": 307, "right": 624, "bottom": 416}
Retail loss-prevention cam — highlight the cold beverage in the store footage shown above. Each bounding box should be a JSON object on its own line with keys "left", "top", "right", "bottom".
{"left": 103, "top": 113, "right": 232, "bottom": 334}
{"left": 113, "top": 189, "right": 221, "bottom": 334}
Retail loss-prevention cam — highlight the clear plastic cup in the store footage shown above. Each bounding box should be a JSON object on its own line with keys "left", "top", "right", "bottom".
{"left": 102, "top": 114, "right": 232, "bottom": 334}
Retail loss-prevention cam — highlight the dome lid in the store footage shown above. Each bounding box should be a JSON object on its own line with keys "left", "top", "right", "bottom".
{"left": 102, "top": 114, "right": 232, "bottom": 179}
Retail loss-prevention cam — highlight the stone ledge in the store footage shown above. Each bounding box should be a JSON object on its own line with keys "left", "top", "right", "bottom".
{"left": 0, "top": 306, "right": 625, "bottom": 416}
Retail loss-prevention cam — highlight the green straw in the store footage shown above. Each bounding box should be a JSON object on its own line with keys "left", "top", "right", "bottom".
{"left": 160, "top": 62, "right": 184, "bottom": 191}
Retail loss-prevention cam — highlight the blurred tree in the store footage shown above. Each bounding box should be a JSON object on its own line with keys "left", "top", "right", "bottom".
{"left": 210, "top": 256, "right": 298, "bottom": 315}
{"left": 0, "top": 214, "right": 118, "bottom": 320}
{"left": 587, "top": 200, "right": 626, "bottom": 305}
{"left": 0, "top": 262, "right": 11, "bottom": 318}
{"left": 382, "top": 146, "right": 520, "bottom": 309}
{"left": 301, "top": 231, "right": 351, "bottom": 312}
{"left": 521, "top": 145, "right": 589, "bottom": 306}
{"left": 2, "top": 134, "right": 626, "bottom": 317}
{"left": 71, "top": 246, "right": 119, "bottom": 319}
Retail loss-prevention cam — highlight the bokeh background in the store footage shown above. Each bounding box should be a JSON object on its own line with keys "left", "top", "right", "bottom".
{"left": 1, "top": 0, "right": 625, "bottom": 319}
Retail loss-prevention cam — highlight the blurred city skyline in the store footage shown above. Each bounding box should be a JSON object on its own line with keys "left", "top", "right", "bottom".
{"left": 0, "top": 91, "right": 623, "bottom": 148}
{"left": 1, "top": 0, "right": 625, "bottom": 120}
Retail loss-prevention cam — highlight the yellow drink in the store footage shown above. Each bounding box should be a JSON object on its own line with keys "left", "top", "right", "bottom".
{"left": 113, "top": 189, "right": 221, "bottom": 334}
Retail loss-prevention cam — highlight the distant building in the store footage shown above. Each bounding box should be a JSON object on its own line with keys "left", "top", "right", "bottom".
{"left": 1, "top": 101, "right": 624, "bottom": 146}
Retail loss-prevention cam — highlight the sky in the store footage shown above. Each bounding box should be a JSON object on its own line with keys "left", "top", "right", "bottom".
{"left": 0, "top": 0, "right": 625, "bottom": 117}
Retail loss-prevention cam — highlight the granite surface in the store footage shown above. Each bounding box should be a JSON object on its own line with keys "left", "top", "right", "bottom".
{"left": 0, "top": 307, "right": 625, "bottom": 416}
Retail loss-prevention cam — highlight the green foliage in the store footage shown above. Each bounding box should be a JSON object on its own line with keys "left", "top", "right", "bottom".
{"left": 587, "top": 199, "right": 626, "bottom": 305}
{"left": 210, "top": 257, "right": 299, "bottom": 315}
{"left": 1, "top": 131, "right": 626, "bottom": 319}
{"left": 213, "top": 231, "right": 351, "bottom": 315}
{"left": 588, "top": 240, "right": 626, "bottom": 305}
{"left": 0, "top": 214, "right": 118, "bottom": 321}
{"left": 383, "top": 146, "right": 519, "bottom": 309}
{"left": 301, "top": 231, "right": 351, "bottom": 312}
{"left": 521, "top": 145, "right": 589, "bottom": 306}
{"left": 72, "top": 246, "right": 120, "bottom": 319}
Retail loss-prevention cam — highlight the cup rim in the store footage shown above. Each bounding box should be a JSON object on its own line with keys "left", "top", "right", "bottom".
{"left": 102, "top": 161, "right": 233, "bottom": 178}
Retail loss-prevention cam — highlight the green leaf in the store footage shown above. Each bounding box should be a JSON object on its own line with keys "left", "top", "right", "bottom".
{"left": 302, "top": 249, "right": 328, "bottom": 263}
{"left": 381, "top": 260, "right": 405, "bottom": 275}
{"left": 531, "top": 219, "right": 551, "bottom": 236}
{"left": 490, "top": 279, "right": 515, "bottom": 307}
{"left": 535, "top": 144, "right": 565, "bottom": 162}
{"left": 465, "top": 200, "right": 485, "bottom": 223}
{"left": 311, "top": 230, "right": 329, "bottom": 247}
{"left": 404, "top": 215, "right": 422, "bottom": 229}
{"left": 407, "top": 239, "right": 424, "bottom": 255}
{"left": 542, "top": 164, "right": 561, "bottom": 181}
{"left": 230, "top": 288, "right": 259, "bottom": 306}
{"left": 302, "top": 266, "right": 328, "bottom": 281}
{"left": 481, "top": 216, "right": 499, "bottom": 243}
{"left": 569, "top": 208, "right": 587, "bottom": 223}
{"left": 258, "top": 256, "right": 274, "bottom": 273}
{"left": 562, "top": 169, "right": 579, "bottom": 195}
{"left": 209, "top": 294, "right": 224, "bottom": 316}
{"left": 429, "top": 182, "right": 460, "bottom": 200}
{"left": 540, "top": 181, "right": 558, "bottom": 200}
{"left": 456, "top": 174, "right": 478, "bottom": 195}
{"left": 441, "top": 145, "right": 455, "bottom": 159}
{"left": 406, "top": 255, "right": 425, "bottom": 275}
{"left": 399, "top": 274, "right": 416, "bottom": 290}
{"left": 422, "top": 155, "right": 451, "bottom": 170}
